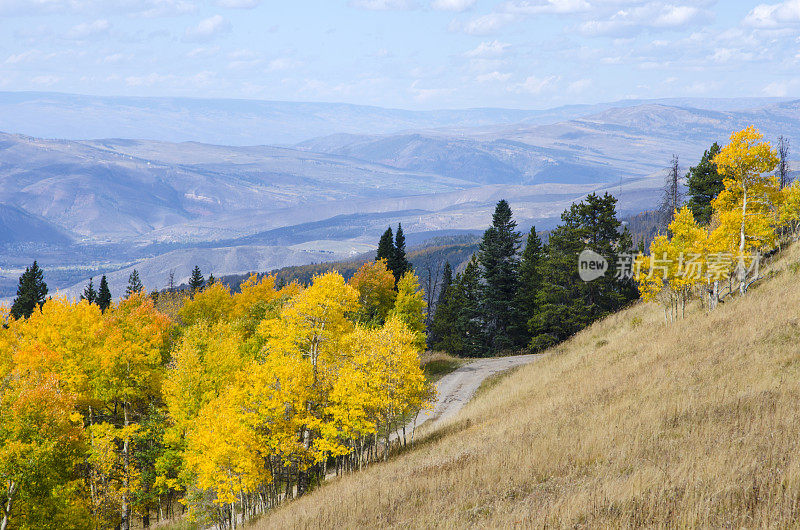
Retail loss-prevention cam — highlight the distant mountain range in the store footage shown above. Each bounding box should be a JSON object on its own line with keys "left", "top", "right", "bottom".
{"left": 0, "top": 93, "right": 797, "bottom": 300}
{"left": 0, "top": 91, "right": 793, "bottom": 145}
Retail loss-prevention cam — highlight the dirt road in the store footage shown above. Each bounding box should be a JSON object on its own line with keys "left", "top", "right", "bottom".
{"left": 411, "top": 354, "right": 540, "bottom": 432}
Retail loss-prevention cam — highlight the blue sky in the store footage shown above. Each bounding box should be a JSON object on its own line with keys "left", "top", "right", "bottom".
{"left": 0, "top": 0, "right": 798, "bottom": 109}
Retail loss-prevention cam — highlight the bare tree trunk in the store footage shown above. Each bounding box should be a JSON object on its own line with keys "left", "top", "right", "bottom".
{"left": 739, "top": 185, "right": 748, "bottom": 295}
{"left": 1, "top": 481, "right": 17, "bottom": 530}
{"left": 121, "top": 402, "right": 131, "bottom": 530}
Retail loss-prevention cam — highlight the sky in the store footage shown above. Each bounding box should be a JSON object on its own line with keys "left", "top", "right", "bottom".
{"left": 0, "top": 0, "right": 798, "bottom": 109}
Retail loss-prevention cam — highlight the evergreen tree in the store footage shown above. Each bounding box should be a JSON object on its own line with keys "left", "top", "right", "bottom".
{"left": 427, "top": 262, "right": 453, "bottom": 349}
{"left": 97, "top": 275, "right": 112, "bottom": 312}
{"left": 9, "top": 260, "right": 48, "bottom": 320}
{"left": 376, "top": 227, "right": 394, "bottom": 263}
{"left": 686, "top": 142, "right": 723, "bottom": 225}
{"left": 514, "top": 227, "right": 543, "bottom": 345}
{"left": 530, "top": 193, "right": 637, "bottom": 351}
{"left": 207, "top": 273, "right": 216, "bottom": 286}
{"left": 388, "top": 223, "right": 411, "bottom": 282}
{"left": 189, "top": 266, "right": 205, "bottom": 292}
{"left": 125, "top": 269, "right": 144, "bottom": 298}
{"left": 453, "top": 256, "right": 485, "bottom": 357}
{"left": 80, "top": 277, "right": 97, "bottom": 305}
{"left": 477, "top": 200, "right": 521, "bottom": 353}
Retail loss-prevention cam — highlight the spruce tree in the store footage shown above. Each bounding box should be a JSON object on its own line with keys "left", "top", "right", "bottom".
{"left": 477, "top": 200, "right": 521, "bottom": 353}
{"left": 376, "top": 227, "right": 394, "bottom": 263}
{"left": 389, "top": 223, "right": 411, "bottom": 282}
{"left": 189, "top": 266, "right": 205, "bottom": 292}
{"left": 9, "top": 260, "right": 48, "bottom": 320}
{"left": 97, "top": 275, "right": 112, "bottom": 312}
{"left": 81, "top": 277, "right": 97, "bottom": 305}
{"left": 530, "top": 193, "right": 637, "bottom": 351}
{"left": 125, "top": 269, "right": 144, "bottom": 298}
{"left": 428, "top": 262, "right": 453, "bottom": 349}
{"left": 515, "top": 227, "right": 543, "bottom": 345}
{"left": 207, "top": 273, "right": 215, "bottom": 286}
{"left": 453, "top": 255, "right": 485, "bottom": 357}
{"left": 686, "top": 142, "right": 723, "bottom": 225}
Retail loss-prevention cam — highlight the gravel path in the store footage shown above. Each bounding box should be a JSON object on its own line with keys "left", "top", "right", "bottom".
{"left": 411, "top": 354, "right": 540, "bottom": 432}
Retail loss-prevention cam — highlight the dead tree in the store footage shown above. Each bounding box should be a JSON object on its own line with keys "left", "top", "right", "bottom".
{"left": 659, "top": 154, "right": 682, "bottom": 231}
{"left": 778, "top": 135, "right": 791, "bottom": 189}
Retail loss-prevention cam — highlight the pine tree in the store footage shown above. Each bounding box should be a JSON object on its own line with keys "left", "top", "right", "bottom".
{"left": 207, "top": 273, "right": 216, "bottom": 286}
{"left": 427, "top": 262, "right": 453, "bottom": 349}
{"left": 453, "top": 255, "right": 484, "bottom": 357}
{"left": 687, "top": 142, "right": 723, "bottom": 225}
{"left": 530, "top": 193, "right": 637, "bottom": 351}
{"left": 376, "top": 227, "right": 394, "bottom": 263}
{"left": 9, "top": 260, "right": 48, "bottom": 320}
{"left": 477, "top": 200, "right": 521, "bottom": 353}
{"left": 97, "top": 275, "right": 112, "bottom": 312}
{"left": 189, "top": 266, "right": 205, "bottom": 292}
{"left": 125, "top": 269, "right": 144, "bottom": 298}
{"left": 388, "top": 224, "right": 411, "bottom": 282}
{"left": 81, "top": 277, "right": 97, "bottom": 305}
{"left": 515, "top": 227, "right": 543, "bottom": 345}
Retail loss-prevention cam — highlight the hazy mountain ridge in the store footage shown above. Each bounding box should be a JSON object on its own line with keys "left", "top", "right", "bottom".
{"left": 1, "top": 95, "right": 798, "bottom": 301}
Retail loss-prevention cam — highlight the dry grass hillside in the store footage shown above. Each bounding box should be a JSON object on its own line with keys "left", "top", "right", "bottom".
{"left": 257, "top": 243, "right": 800, "bottom": 528}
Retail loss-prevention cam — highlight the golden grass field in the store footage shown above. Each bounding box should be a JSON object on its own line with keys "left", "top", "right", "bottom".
{"left": 256, "top": 243, "right": 800, "bottom": 528}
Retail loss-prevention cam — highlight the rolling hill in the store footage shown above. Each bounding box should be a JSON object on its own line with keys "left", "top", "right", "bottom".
{"left": 1, "top": 96, "right": 798, "bottom": 300}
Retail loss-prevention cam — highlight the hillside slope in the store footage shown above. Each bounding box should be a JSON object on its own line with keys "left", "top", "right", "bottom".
{"left": 259, "top": 243, "right": 800, "bottom": 528}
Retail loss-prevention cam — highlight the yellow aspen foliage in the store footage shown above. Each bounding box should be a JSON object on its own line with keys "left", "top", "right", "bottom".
{"left": 711, "top": 126, "right": 780, "bottom": 293}
{"left": 94, "top": 293, "right": 172, "bottom": 405}
{"left": 635, "top": 207, "right": 707, "bottom": 319}
{"left": 230, "top": 274, "right": 277, "bottom": 320}
{"left": 184, "top": 394, "right": 265, "bottom": 510}
{"left": 0, "top": 374, "right": 87, "bottom": 530}
{"left": 235, "top": 351, "right": 315, "bottom": 466}
{"left": 178, "top": 281, "right": 235, "bottom": 327}
{"left": 348, "top": 259, "right": 396, "bottom": 326}
{"left": 388, "top": 270, "right": 427, "bottom": 348}
{"left": 779, "top": 180, "right": 800, "bottom": 236}
{"left": 163, "top": 321, "right": 247, "bottom": 432}
{"left": 5, "top": 297, "right": 103, "bottom": 402}
{"left": 258, "top": 271, "right": 358, "bottom": 383}
{"left": 86, "top": 421, "right": 141, "bottom": 527}
{"left": 323, "top": 317, "right": 429, "bottom": 454}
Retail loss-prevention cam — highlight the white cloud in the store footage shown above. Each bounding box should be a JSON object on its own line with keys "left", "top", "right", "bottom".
{"left": 455, "top": 12, "right": 518, "bottom": 34}
{"left": 763, "top": 78, "right": 800, "bottom": 96}
{"left": 349, "top": 0, "right": 418, "bottom": 10}
{"left": 409, "top": 80, "right": 454, "bottom": 101}
{"left": 65, "top": 19, "right": 111, "bottom": 40}
{"left": 651, "top": 5, "right": 705, "bottom": 27}
{"left": 267, "top": 57, "right": 300, "bottom": 71}
{"left": 465, "top": 40, "right": 511, "bottom": 57}
{"left": 501, "top": 0, "right": 591, "bottom": 15}
{"left": 0, "top": 0, "right": 197, "bottom": 17}
{"left": 515, "top": 74, "right": 559, "bottom": 94}
{"left": 745, "top": 0, "right": 800, "bottom": 28}
{"left": 183, "top": 14, "right": 231, "bottom": 42}
{"left": 476, "top": 71, "right": 512, "bottom": 82}
{"left": 431, "top": 0, "right": 476, "bottom": 11}
{"left": 214, "top": 0, "right": 260, "bottom": 7}
{"left": 578, "top": 3, "right": 712, "bottom": 37}
{"left": 31, "top": 74, "right": 61, "bottom": 85}
{"left": 567, "top": 78, "right": 592, "bottom": 93}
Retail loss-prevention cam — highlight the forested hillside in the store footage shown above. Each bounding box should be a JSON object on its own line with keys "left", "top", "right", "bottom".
{"left": 258, "top": 128, "right": 800, "bottom": 529}
{"left": 1, "top": 126, "right": 798, "bottom": 529}
{"left": 260, "top": 239, "right": 800, "bottom": 528}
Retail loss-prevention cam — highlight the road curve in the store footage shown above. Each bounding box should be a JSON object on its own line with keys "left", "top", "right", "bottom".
{"left": 412, "top": 354, "right": 540, "bottom": 432}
